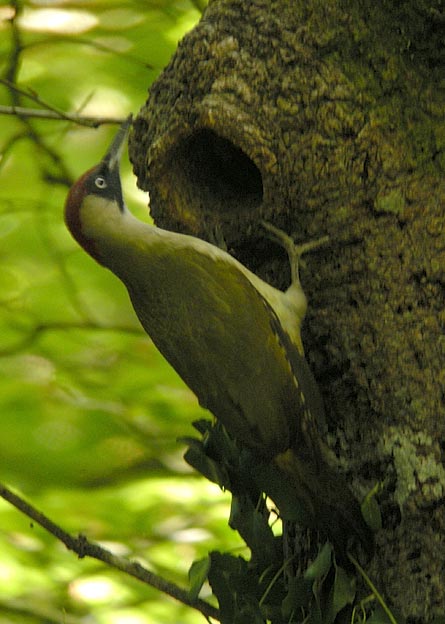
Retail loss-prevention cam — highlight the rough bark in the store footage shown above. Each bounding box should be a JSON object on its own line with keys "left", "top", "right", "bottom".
{"left": 129, "top": 1, "right": 445, "bottom": 621}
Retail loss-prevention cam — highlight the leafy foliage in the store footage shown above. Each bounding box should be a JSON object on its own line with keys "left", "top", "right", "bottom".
{"left": 0, "top": 2, "right": 241, "bottom": 623}
{"left": 183, "top": 420, "right": 391, "bottom": 624}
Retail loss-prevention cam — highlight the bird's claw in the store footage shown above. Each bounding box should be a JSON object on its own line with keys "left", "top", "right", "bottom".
{"left": 260, "top": 221, "right": 329, "bottom": 285}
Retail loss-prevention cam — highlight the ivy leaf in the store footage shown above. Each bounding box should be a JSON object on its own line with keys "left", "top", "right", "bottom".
{"left": 361, "top": 483, "right": 383, "bottom": 532}
{"left": 183, "top": 437, "right": 231, "bottom": 489}
{"left": 281, "top": 576, "right": 313, "bottom": 619}
{"left": 208, "top": 552, "right": 264, "bottom": 624}
{"left": 188, "top": 556, "right": 211, "bottom": 601}
{"left": 229, "top": 493, "right": 279, "bottom": 567}
{"left": 323, "top": 564, "right": 356, "bottom": 624}
{"left": 367, "top": 604, "right": 405, "bottom": 623}
{"left": 304, "top": 542, "right": 333, "bottom": 581}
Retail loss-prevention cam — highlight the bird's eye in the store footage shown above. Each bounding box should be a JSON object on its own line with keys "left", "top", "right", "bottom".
{"left": 95, "top": 176, "right": 107, "bottom": 189}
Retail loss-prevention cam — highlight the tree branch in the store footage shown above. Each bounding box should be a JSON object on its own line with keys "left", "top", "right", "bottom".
{"left": 0, "top": 104, "right": 125, "bottom": 127}
{"left": 0, "top": 483, "right": 220, "bottom": 622}
{"left": 0, "top": 79, "right": 125, "bottom": 127}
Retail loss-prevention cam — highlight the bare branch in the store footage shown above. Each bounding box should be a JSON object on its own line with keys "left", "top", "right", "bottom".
{"left": 0, "top": 104, "right": 125, "bottom": 127}
{"left": 0, "top": 78, "right": 125, "bottom": 127}
{"left": 0, "top": 483, "right": 220, "bottom": 622}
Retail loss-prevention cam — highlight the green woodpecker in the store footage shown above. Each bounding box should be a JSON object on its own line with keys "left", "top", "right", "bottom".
{"left": 65, "top": 117, "right": 372, "bottom": 554}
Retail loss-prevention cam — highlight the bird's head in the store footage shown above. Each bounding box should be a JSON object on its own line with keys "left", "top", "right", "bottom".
{"left": 64, "top": 115, "right": 132, "bottom": 261}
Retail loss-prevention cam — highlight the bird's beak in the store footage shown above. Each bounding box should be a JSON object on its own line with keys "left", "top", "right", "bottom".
{"left": 102, "top": 114, "right": 133, "bottom": 172}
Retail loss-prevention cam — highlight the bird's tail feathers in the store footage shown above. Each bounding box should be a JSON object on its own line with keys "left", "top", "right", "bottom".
{"left": 272, "top": 449, "right": 374, "bottom": 558}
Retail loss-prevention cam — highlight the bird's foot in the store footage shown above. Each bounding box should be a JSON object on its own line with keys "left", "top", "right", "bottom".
{"left": 261, "top": 221, "right": 329, "bottom": 285}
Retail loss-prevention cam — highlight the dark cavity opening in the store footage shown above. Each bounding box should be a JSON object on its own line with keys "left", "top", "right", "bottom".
{"left": 173, "top": 129, "right": 263, "bottom": 215}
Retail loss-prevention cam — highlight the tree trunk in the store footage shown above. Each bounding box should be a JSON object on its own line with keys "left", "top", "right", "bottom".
{"left": 129, "top": 1, "right": 445, "bottom": 621}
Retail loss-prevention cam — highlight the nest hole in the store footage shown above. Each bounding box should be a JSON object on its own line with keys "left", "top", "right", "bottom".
{"left": 170, "top": 129, "right": 264, "bottom": 216}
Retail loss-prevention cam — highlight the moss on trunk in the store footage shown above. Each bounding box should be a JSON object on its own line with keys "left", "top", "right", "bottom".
{"left": 129, "top": 1, "right": 445, "bottom": 620}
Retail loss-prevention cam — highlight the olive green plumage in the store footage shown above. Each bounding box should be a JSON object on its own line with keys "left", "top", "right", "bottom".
{"left": 65, "top": 118, "right": 373, "bottom": 555}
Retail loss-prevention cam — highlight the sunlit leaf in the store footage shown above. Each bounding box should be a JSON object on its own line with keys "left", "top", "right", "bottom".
{"left": 188, "top": 555, "right": 211, "bottom": 601}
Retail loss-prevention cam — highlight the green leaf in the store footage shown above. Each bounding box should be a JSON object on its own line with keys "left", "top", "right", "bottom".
{"left": 367, "top": 604, "right": 403, "bottom": 624}
{"left": 229, "top": 494, "right": 278, "bottom": 566}
{"left": 324, "top": 564, "right": 356, "bottom": 624}
{"left": 208, "top": 552, "right": 264, "bottom": 624}
{"left": 304, "top": 542, "right": 333, "bottom": 581}
{"left": 361, "top": 482, "right": 383, "bottom": 532}
{"left": 361, "top": 494, "right": 382, "bottom": 532}
{"left": 188, "top": 556, "right": 211, "bottom": 601}
{"left": 281, "top": 576, "right": 313, "bottom": 619}
{"left": 191, "top": 418, "right": 214, "bottom": 436}
{"left": 183, "top": 438, "right": 231, "bottom": 489}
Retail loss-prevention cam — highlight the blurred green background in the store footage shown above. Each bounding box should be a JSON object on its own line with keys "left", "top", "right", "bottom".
{"left": 0, "top": 1, "right": 243, "bottom": 622}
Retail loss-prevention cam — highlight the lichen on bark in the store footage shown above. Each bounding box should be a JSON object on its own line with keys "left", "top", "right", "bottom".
{"left": 129, "top": 1, "right": 445, "bottom": 620}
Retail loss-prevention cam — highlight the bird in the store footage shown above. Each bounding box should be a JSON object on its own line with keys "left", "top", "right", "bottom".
{"left": 64, "top": 116, "right": 373, "bottom": 555}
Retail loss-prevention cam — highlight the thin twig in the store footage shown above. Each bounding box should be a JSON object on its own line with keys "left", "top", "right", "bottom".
{"left": 1, "top": 15, "right": 92, "bottom": 180}
{"left": 0, "top": 78, "right": 125, "bottom": 126}
{"left": 0, "top": 104, "right": 124, "bottom": 127}
{"left": 0, "top": 483, "right": 220, "bottom": 622}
